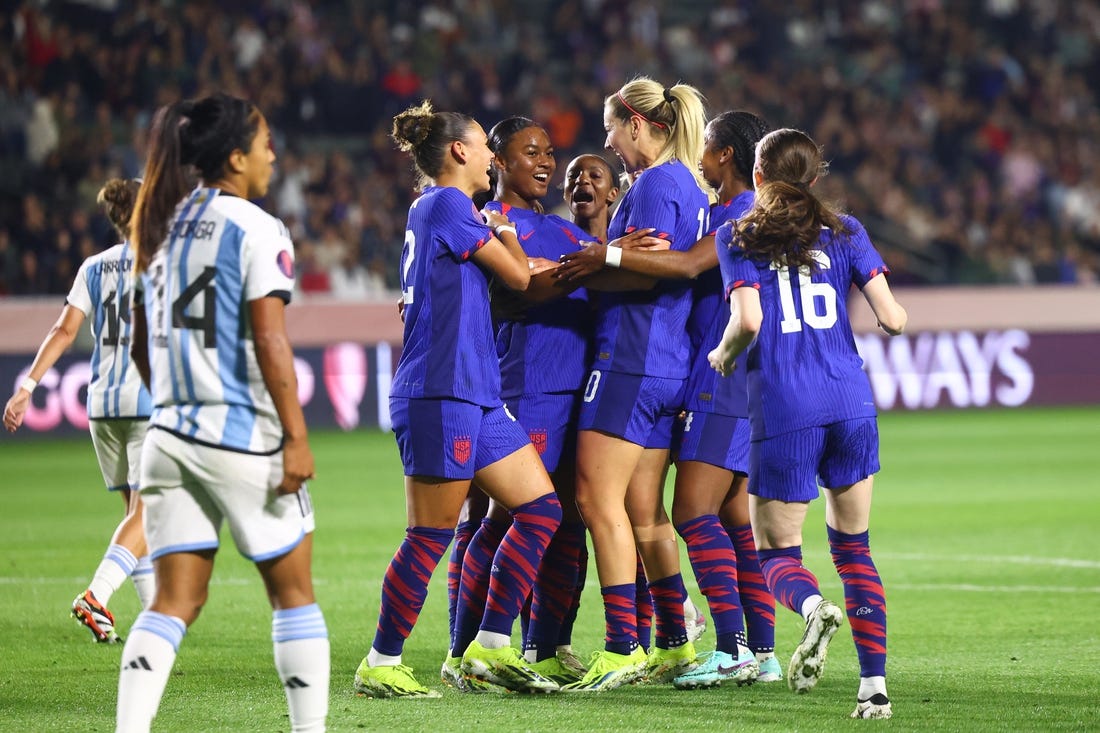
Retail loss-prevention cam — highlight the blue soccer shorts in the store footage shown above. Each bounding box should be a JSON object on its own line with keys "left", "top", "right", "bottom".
{"left": 749, "top": 417, "right": 880, "bottom": 502}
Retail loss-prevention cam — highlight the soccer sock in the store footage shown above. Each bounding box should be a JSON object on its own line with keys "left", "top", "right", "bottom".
{"left": 647, "top": 573, "right": 689, "bottom": 650}
{"left": 858, "top": 675, "right": 888, "bottom": 700}
{"left": 89, "top": 544, "right": 138, "bottom": 605}
{"left": 131, "top": 555, "right": 156, "bottom": 609}
{"left": 272, "top": 604, "right": 329, "bottom": 733}
{"left": 758, "top": 546, "right": 822, "bottom": 617}
{"left": 115, "top": 611, "right": 186, "bottom": 733}
{"left": 452, "top": 517, "right": 507, "bottom": 656}
{"left": 371, "top": 526, "right": 453, "bottom": 657}
{"left": 726, "top": 522, "right": 775, "bottom": 654}
{"left": 525, "top": 519, "right": 586, "bottom": 661}
{"left": 634, "top": 558, "right": 654, "bottom": 652}
{"left": 829, "top": 526, "right": 887, "bottom": 678}
{"left": 558, "top": 540, "right": 589, "bottom": 646}
{"left": 479, "top": 493, "right": 562, "bottom": 637}
{"left": 601, "top": 582, "right": 638, "bottom": 655}
{"left": 447, "top": 519, "right": 477, "bottom": 647}
{"left": 677, "top": 515, "right": 744, "bottom": 654}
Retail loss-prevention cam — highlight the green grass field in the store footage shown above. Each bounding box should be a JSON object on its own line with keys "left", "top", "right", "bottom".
{"left": 2, "top": 406, "right": 1098, "bottom": 732}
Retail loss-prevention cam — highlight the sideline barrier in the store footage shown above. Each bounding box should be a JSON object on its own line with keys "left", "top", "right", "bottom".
{"left": 1, "top": 286, "right": 1098, "bottom": 439}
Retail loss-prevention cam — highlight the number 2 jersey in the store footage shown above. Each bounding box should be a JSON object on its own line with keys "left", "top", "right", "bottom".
{"left": 67, "top": 242, "right": 153, "bottom": 420}
{"left": 134, "top": 187, "right": 296, "bottom": 454}
{"left": 715, "top": 215, "right": 889, "bottom": 439}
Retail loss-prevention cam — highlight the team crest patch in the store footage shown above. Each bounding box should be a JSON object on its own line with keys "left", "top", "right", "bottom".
{"left": 277, "top": 250, "right": 294, "bottom": 278}
{"left": 529, "top": 430, "right": 547, "bottom": 455}
{"left": 453, "top": 436, "right": 472, "bottom": 465}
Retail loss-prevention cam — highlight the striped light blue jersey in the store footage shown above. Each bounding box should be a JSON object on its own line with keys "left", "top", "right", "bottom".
{"left": 716, "top": 215, "right": 889, "bottom": 439}
{"left": 390, "top": 185, "right": 500, "bottom": 406}
{"left": 485, "top": 202, "right": 594, "bottom": 398}
{"left": 135, "top": 188, "right": 296, "bottom": 454}
{"left": 67, "top": 243, "right": 153, "bottom": 419}
{"left": 593, "top": 160, "right": 708, "bottom": 378}
{"left": 682, "top": 191, "right": 755, "bottom": 417}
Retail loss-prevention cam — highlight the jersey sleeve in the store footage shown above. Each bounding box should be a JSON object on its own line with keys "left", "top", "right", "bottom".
{"left": 66, "top": 258, "right": 94, "bottom": 316}
{"left": 623, "top": 171, "right": 684, "bottom": 250}
{"left": 715, "top": 222, "right": 760, "bottom": 300}
{"left": 439, "top": 188, "right": 492, "bottom": 261}
{"left": 244, "top": 219, "right": 296, "bottom": 303}
{"left": 842, "top": 216, "right": 890, "bottom": 288}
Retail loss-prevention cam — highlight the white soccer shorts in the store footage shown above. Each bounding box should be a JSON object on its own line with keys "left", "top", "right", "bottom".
{"left": 89, "top": 418, "right": 149, "bottom": 491}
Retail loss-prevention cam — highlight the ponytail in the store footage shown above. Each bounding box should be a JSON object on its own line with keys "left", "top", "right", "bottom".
{"left": 131, "top": 102, "right": 194, "bottom": 274}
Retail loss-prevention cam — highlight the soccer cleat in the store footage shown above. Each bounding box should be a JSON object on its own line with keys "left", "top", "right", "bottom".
{"left": 461, "top": 641, "right": 559, "bottom": 693}
{"left": 756, "top": 653, "right": 784, "bottom": 683}
{"left": 672, "top": 648, "right": 759, "bottom": 689}
{"left": 788, "top": 599, "right": 844, "bottom": 694}
{"left": 684, "top": 598, "right": 707, "bottom": 643}
{"left": 354, "top": 659, "right": 442, "bottom": 699}
{"left": 851, "top": 693, "right": 893, "bottom": 719}
{"left": 560, "top": 647, "right": 647, "bottom": 692}
{"left": 529, "top": 655, "right": 585, "bottom": 686}
{"left": 440, "top": 655, "right": 505, "bottom": 694}
{"left": 71, "top": 590, "right": 121, "bottom": 643}
{"left": 555, "top": 646, "right": 588, "bottom": 678}
{"left": 643, "top": 641, "right": 699, "bottom": 684}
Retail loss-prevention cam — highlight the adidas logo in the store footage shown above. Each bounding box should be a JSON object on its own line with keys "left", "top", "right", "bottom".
{"left": 124, "top": 656, "right": 153, "bottom": 671}
{"left": 284, "top": 676, "right": 310, "bottom": 689}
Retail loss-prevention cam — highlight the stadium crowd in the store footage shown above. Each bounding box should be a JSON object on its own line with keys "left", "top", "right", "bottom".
{"left": 2, "top": 0, "right": 1099, "bottom": 296}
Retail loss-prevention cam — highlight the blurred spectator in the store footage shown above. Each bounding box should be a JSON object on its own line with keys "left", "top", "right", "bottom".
{"left": 1, "top": 0, "right": 1099, "bottom": 297}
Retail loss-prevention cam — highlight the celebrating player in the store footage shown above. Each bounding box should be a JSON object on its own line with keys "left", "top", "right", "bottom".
{"left": 355, "top": 101, "right": 562, "bottom": 698}
{"left": 564, "top": 77, "right": 710, "bottom": 691}
{"left": 709, "top": 127, "right": 907, "bottom": 719}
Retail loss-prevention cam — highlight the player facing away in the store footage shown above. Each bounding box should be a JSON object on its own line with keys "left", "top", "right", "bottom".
{"left": 3, "top": 178, "right": 155, "bottom": 642}
{"left": 558, "top": 112, "right": 780, "bottom": 689}
{"left": 709, "top": 128, "right": 907, "bottom": 719}
{"left": 118, "top": 93, "right": 328, "bottom": 733}
{"left": 355, "top": 100, "right": 562, "bottom": 698}
{"left": 565, "top": 77, "right": 710, "bottom": 691}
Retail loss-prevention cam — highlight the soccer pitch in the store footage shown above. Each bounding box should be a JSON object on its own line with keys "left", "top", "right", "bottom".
{"left": 2, "top": 406, "right": 1097, "bottom": 732}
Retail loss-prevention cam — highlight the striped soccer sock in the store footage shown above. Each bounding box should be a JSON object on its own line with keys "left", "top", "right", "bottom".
{"left": 371, "top": 526, "right": 453, "bottom": 657}
{"left": 525, "top": 519, "right": 586, "bottom": 661}
{"left": 726, "top": 522, "right": 775, "bottom": 654}
{"left": 601, "top": 582, "right": 639, "bottom": 655}
{"left": 758, "top": 546, "right": 822, "bottom": 617}
{"left": 677, "top": 515, "right": 744, "bottom": 654}
{"left": 273, "top": 604, "right": 329, "bottom": 733}
{"left": 479, "top": 493, "right": 562, "bottom": 637}
{"left": 451, "top": 517, "right": 507, "bottom": 656}
{"left": 828, "top": 526, "right": 887, "bottom": 678}
{"left": 447, "top": 519, "right": 478, "bottom": 646}
{"left": 634, "top": 557, "right": 654, "bottom": 651}
{"left": 648, "top": 573, "right": 689, "bottom": 650}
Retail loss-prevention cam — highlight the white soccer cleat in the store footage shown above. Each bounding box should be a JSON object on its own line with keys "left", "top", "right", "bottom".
{"left": 851, "top": 693, "right": 893, "bottom": 719}
{"left": 787, "top": 599, "right": 843, "bottom": 694}
{"left": 684, "top": 598, "right": 707, "bottom": 643}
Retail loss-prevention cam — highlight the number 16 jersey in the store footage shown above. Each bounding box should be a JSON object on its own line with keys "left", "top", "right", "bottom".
{"left": 715, "top": 215, "right": 889, "bottom": 439}
{"left": 135, "top": 187, "right": 296, "bottom": 454}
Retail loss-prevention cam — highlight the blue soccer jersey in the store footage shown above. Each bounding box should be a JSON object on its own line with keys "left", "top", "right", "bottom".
{"left": 67, "top": 243, "right": 153, "bottom": 419}
{"left": 135, "top": 187, "right": 297, "bottom": 454}
{"left": 485, "top": 202, "right": 594, "bottom": 398}
{"left": 593, "top": 160, "right": 708, "bottom": 378}
{"left": 391, "top": 186, "right": 500, "bottom": 406}
{"left": 682, "top": 191, "right": 755, "bottom": 417}
{"left": 716, "top": 215, "right": 889, "bottom": 439}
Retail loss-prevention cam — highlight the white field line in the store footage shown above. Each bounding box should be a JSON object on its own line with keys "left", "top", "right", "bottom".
{"left": 890, "top": 583, "right": 1100, "bottom": 593}
{"left": 876, "top": 552, "right": 1100, "bottom": 570}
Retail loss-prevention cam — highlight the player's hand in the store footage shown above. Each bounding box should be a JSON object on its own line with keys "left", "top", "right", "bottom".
{"left": 556, "top": 244, "right": 606, "bottom": 281}
{"left": 610, "top": 228, "right": 663, "bottom": 251}
{"left": 3, "top": 393, "right": 28, "bottom": 433}
{"left": 707, "top": 345, "right": 737, "bottom": 377}
{"left": 278, "top": 435, "right": 315, "bottom": 495}
{"left": 528, "top": 256, "right": 557, "bottom": 275}
{"left": 481, "top": 208, "right": 513, "bottom": 234}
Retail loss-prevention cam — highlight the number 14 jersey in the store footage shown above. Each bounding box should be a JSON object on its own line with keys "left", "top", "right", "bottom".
{"left": 135, "top": 188, "right": 296, "bottom": 454}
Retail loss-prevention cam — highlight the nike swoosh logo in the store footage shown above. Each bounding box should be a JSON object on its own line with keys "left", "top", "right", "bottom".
{"left": 520, "top": 230, "right": 535, "bottom": 240}
{"left": 717, "top": 664, "right": 744, "bottom": 674}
